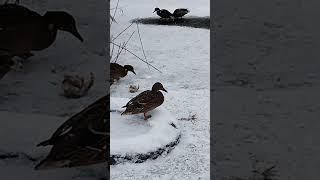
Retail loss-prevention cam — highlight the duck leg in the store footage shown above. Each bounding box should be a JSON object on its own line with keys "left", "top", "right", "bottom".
{"left": 144, "top": 113, "right": 152, "bottom": 120}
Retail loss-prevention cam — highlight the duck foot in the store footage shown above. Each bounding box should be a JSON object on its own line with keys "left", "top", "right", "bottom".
{"left": 144, "top": 113, "right": 152, "bottom": 120}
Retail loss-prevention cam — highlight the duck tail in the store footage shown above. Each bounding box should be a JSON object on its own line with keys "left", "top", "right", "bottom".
{"left": 121, "top": 109, "right": 130, "bottom": 115}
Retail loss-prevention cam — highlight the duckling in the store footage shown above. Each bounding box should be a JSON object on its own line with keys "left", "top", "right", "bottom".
{"left": 110, "top": 63, "right": 136, "bottom": 85}
{"left": 153, "top": 7, "right": 173, "bottom": 19}
{"left": 121, "top": 82, "right": 167, "bottom": 120}
{"left": 173, "top": 8, "right": 189, "bottom": 19}
{"left": 35, "top": 95, "right": 108, "bottom": 169}
{"left": 0, "top": 4, "right": 83, "bottom": 59}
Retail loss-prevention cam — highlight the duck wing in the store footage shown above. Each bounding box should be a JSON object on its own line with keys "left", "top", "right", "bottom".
{"left": 122, "top": 90, "right": 164, "bottom": 114}
{"left": 37, "top": 95, "right": 108, "bottom": 147}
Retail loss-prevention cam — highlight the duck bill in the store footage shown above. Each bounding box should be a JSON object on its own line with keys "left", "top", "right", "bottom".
{"left": 70, "top": 27, "right": 84, "bottom": 42}
{"left": 153, "top": 10, "right": 156, "bottom": 13}
{"left": 162, "top": 88, "right": 168, "bottom": 93}
{"left": 131, "top": 70, "right": 136, "bottom": 75}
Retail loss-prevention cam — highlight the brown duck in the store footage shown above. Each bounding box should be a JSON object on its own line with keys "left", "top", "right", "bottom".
{"left": 0, "top": 4, "right": 83, "bottom": 59}
{"left": 110, "top": 63, "right": 136, "bottom": 85}
{"left": 121, "top": 82, "right": 167, "bottom": 120}
{"left": 35, "top": 95, "right": 109, "bottom": 170}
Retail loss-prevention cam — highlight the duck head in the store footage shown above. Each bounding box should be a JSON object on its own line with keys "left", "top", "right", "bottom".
{"left": 152, "top": 82, "right": 167, "bottom": 92}
{"left": 153, "top": 7, "right": 160, "bottom": 13}
{"left": 124, "top": 65, "right": 136, "bottom": 75}
{"left": 44, "top": 11, "right": 84, "bottom": 42}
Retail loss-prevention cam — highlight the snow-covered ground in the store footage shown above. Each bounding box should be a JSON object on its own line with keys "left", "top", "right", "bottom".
{"left": 0, "top": 0, "right": 107, "bottom": 179}
{"left": 110, "top": 0, "right": 210, "bottom": 179}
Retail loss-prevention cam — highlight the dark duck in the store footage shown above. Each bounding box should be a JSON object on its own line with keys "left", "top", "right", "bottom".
{"left": 121, "top": 82, "right": 167, "bottom": 120}
{"left": 173, "top": 8, "right": 189, "bottom": 19}
{"left": 153, "top": 7, "right": 173, "bottom": 19}
{"left": 110, "top": 62, "right": 136, "bottom": 85}
{"left": 35, "top": 95, "right": 109, "bottom": 169}
{"left": 0, "top": 3, "right": 83, "bottom": 59}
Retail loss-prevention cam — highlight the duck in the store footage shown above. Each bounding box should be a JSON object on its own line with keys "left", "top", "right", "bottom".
{"left": 153, "top": 7, "right": 173, "bottom": 19}
{"left": 35, "top": 95, "right": 109, "bottom": 169}
{"left": 0, "top": 4, "right": 83, "bottom": 59}
{"left": 172, "top": 8, "right": 189, "bottom": 19}
{"left": 110, "top": 63, "right": 136, "bottom": 85}
{"left": 121, "top": 82, "right": 167, "bottom": 120}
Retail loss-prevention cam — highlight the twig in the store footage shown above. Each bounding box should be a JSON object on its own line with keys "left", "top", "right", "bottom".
{"left": 111, "top": 0, "right": 120, "bottom": 25}
{"left": 110, "top": 35, "right": 115, "bottom": 60}
{"left": 112, "top": 22, "right": 134, "bottom": 41}
{"left": 110, "top": 14, "right": 117, "bottom": 24}
{"left": 114, "top": 30, "right": 135, "bottom": 62}
{"left": 114, "top": 42, "right": 122, "bottom": 62}
{"left": 110, "top": 41, "right": 162, "bottom": 73}
{"left": 136, "top": 23, "right": 150, "bottom": 70}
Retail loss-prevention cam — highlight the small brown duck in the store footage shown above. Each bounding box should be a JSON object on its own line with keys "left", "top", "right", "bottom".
{"left": 35, "top": 95, "right": 108, "bottom": 169}
{"left": 172, "top": 8, "right": 189, "bottom": 19}
{"left": 121, "top": 82, "right": 167, "bottom": 120}
{"left": 110, "top": 63, "right": 136, "bottom": 85}
{"left": 0, "top": 4, "right": 83, "bottom": 59}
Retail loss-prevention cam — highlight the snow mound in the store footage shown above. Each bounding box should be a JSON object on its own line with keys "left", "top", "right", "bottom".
{"left": 110, "top": 97, "right": 181, "bottom": 165}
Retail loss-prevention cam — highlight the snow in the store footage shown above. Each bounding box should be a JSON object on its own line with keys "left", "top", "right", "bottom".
{"left": 110, "top": 97, "right": 180, "bottom": 155}
{"left": 110, "top": 0, "right": 210, "bottom": 179}
{"left": 0, "top": 0, "right": 107, "bottom": 179}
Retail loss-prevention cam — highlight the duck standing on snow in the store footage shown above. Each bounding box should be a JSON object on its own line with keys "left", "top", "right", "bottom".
{"left": 173, "top": 8, "right": 189, "bottom": 19}
{"left": 35, "top": 95, "right": 108, "bottom": 169}
{"left": 0, "top": 3, "right": 83, "bottom": 60}
{"left": 153, "top": 7, "right": 173, "bottom": 19}
{"left": 110, "top": 62, "right": 136, "bottom": 85}
{"left": 121, "top": 82, "right": 167, "bottom": 120}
